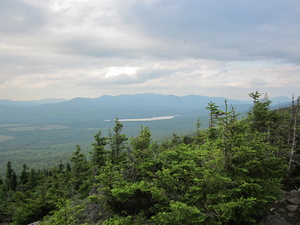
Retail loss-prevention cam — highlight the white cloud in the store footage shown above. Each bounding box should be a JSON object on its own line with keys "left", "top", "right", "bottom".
{"left": 0, "top": 0, "right": 300, "bottom": 100}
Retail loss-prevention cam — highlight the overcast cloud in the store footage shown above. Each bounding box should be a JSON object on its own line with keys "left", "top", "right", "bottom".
{"left": 1, "top": 0, "right": 300, "bottom": 100}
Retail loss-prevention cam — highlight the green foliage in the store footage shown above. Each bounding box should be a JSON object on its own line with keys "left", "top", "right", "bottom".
{"left": 248, "top": 91, "right": 283, "bottom": 143}
{"left": 248, "top": 91, "right": 273, "bottom": 133}
{"left": 152, "top": 201, "right": 206, "bottom": 225}
{"left": 103, "top": 215, "right": 150, "bottom": 225}
{"left": 41, "top": 199, "right": 92, "bottom": 225}
{"left": 0, "top": 178, "right": 8, "bottom": 223}
{"left": 110, "top": 181, "right": 165, "bottom": 217}
{"left": 11, "top": 197, "right": 55, "bottom": 225}
{"left": 109, "top": 118, "right": 128, "bottom": 166}
{"left": 19, "top": 164, "right": 29, "bottom": 192}
{"left": 212, "top": 197, "right": 258, "bottom": 224}
{"left": 91, "top": 130, "right": 107, "bottom": 168}
{"left": 5, "top": 161, "right": 17, "bottom": 192}
{"left": 0, "top": 92, "right": 295, "bottom": 224}
{"left": 124, "top": 126, "right": 154, "bottom": 182}
{"left": 131, "top": 126, "right": 151, "bottom": 151}
{"left": 70, "top": 145, "right": 90, "bottom": 197}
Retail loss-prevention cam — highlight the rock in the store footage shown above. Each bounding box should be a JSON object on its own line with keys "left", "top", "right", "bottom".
{"left": 261, "top": 189, "right": 300, "bottom": 225}
{"left": 286, "top": 197, "right": 300, "bottom": 205}
{"left": 28, "top": 222, "right": 40, "bottom": 225}
{"left": 285, "top": 190, "right": 300, "bottom": 205}
{"left": 286, "top": 204, "right": 298, "bottom": 212}
{"left": 264, "top": 215, "right": 293, "bottom": 225}
{"left": 279, "top": 208, "right": 286, "bottom": 213}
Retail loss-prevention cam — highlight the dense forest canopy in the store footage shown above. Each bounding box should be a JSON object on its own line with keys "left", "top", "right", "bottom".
{"left": 0, "top": 92, "right": 299, "bottom": 224}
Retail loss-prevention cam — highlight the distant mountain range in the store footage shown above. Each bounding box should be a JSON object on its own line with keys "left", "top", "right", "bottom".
{"left": 0, "top": 94, "right": 292, "bottom": 174}
{"left": 0, "top": 98, "right": 67, "bottom": 106}
{"left": 0, "top": 94, "right": 291, "bottom": 123}
{"left": 0, "top": 94, "right": 291, "bottom": 107}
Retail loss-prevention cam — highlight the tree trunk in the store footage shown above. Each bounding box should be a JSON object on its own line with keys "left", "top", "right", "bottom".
{"left": 288, "top": 96, "right": 299, "bottom": 173}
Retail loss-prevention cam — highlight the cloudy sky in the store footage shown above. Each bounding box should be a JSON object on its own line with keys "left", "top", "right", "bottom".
{"left": 1, "top": 0, "right": 300, "bottom": 100}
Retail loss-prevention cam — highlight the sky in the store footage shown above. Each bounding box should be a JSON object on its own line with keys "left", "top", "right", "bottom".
{"left": 1, "top": 0, "right": 300, "bottom": 101}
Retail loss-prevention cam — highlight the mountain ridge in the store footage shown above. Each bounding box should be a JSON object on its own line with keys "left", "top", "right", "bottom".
{"left": 0, "top": 94, "right": 291, "bottom": 123}
{"left": 0, "top": 93, "right": 291, "bottom": 107}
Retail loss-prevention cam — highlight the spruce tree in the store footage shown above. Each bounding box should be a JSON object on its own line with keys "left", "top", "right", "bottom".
{"left": 109, "top": 118, "right": 128, "bottom": 166}
{"left": 70, "top": 145, "right": 89, "bottom": 196}
{"left": 91, "top": 130, "right": 107, "bottom": 168}
{"left": 20, "top": 164, "right": 29, "bottom": 185}
{"left": 57, "top": 160, "right": 65, "bottom": 174}
{"left": 126, "top": 126, "right": 152, "bottom": 182}
{"left": 206, "top": 101, "right": 222, "bottom": 139}
{"left": 5, "top": 161, "right": 17, "bottom": 191}
{"left": 27, "top": 168, "right": 38, "bottom": 189}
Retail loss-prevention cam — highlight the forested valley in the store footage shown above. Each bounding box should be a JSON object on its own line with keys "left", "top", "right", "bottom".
{"left": 0, "top": 92, "right": 299, "bottom": 225}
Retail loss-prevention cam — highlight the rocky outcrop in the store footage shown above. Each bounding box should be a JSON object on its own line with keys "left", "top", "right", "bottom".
{"left": 28, "top": 221, "right": 40, "bottom": 225}
{"left": 262, "top": 189, "right": 300, "bottom": 225}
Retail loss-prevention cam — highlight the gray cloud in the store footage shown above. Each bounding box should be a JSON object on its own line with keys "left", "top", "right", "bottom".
{"left": 250, "top": 79, "right": 268, "bottom": 87}
{"left": 0, "top": 0, "right": 299, "bottom": 100}
{"left": 0, "top": 0, "right": 46, "bottom": 33}
{"left": 123, "top": 0, "right": 300, "bottom": 62}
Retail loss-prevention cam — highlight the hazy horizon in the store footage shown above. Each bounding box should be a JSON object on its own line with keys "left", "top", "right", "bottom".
{"left": 0, "top": 92, "right": 291, "bottom": 102}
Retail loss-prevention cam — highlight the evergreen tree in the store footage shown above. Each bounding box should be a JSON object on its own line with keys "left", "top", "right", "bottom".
{"left": 70, "top": 145, "right": 90, "bottom": 197}
{"left": 20, "top": 163, "right": 29, "bottom": 185}
{"left": 206, "top": 101, "right": 222, "bottom": 128}
{"left": 125, "top": 126, "right": 152, "bottom": 182}
{"left": 248, "top": 91, "right": 280, "bottom": 137}
{"left": 27, "top": 168, "right": 38, "bottom": 190}
{"left": 18, "top": 163, "right": 30, "bottom": 192}
{"left": 0, "top": 175, "right": 6, "bottom": 222}
{"left": 194, "top": 118, "right": 204, "bottom": 145}
{"left": 206, "top": 101, "right": 223, "bottom": 139}
{"left": 109, "top": 118, "right": 128, "bottom": 166}
{"left": 91, "top": 130, "right": 107, "bottom": 168}
{"left": 57, "top": 160, "right": 65, "bottom": 174}
{"left": 11, "top": 172, "right": 17, "bottom": 192}
{"left": 171, "top": 132, "right": 181, "bottom": 146}
{"left": 66, "top": 162, "right": 71, "bottom": 173}
{"left": 130, "top": 126, "right": 151, "bottom": 152}
{"left": 5, "top": 161, "right": 17, "bottom": 192}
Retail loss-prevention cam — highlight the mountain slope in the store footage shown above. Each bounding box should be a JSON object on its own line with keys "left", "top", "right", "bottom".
{"left": 0, "top": 94, "right": 250, "bottom": 122}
